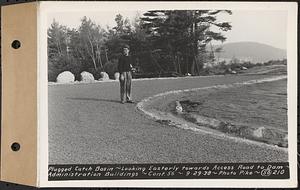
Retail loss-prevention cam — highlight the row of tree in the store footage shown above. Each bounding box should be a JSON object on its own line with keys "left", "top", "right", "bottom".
{"left": 48, "top": 10, "right": 232, "bottom": 81}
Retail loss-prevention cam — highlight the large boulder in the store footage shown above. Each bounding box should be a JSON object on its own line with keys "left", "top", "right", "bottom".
{"left": 56, "top": 71, "right": 75, "bottom": 83}
{"left": 99, "top": 72, "right": 110, "bottom": 81}
{"left": 114, "top": 72, "right": 120, "bottom": 80}
{"left": 80, "top": 71, "right": 95, "bottom": 82}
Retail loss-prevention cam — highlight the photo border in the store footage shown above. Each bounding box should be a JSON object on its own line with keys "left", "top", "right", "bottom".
{"left": 38, "top": 1, "right": 298, "bottom": 187}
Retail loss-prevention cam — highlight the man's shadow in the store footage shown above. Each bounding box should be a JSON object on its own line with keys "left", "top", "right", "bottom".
{"left": 66, "top": 97, "right": 120, "bottom": 103}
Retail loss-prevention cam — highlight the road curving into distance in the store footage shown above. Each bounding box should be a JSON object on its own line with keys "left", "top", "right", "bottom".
{"left": 49, "top": 73, "right": 288, "bottom": 165}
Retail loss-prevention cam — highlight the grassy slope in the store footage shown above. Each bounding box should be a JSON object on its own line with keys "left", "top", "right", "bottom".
{"left": 180, "top": 79, "right": 287, "bottom": 131}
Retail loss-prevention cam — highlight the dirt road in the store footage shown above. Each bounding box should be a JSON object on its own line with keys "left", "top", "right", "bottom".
{"left": 49, "top": 74, "right": 288, "bottom": 164}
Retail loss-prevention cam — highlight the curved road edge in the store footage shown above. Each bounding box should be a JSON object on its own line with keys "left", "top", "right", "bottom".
{"left": 136, "top": 75, "right": 288, "bottom": 153}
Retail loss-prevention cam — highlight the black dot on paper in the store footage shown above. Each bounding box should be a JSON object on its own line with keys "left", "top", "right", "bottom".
{"left": 11, "top": 142, "right": 20, "bottom": 151}
{"left": 11, "top": 40, "right": 21, "bottom": 49}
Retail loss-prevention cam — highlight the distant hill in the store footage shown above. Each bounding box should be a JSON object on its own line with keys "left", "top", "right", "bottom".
{"left": 213, "top": 42, "right": 287, "bottom": 63}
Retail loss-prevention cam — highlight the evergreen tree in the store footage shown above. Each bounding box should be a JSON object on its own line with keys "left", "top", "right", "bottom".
{"left": 47, "top": 20, "right": 72, "bottom": 81}
{"left": 47, "top": 10, "right": 232, "bottom": 80}
{"left": 78, "top": 16, "right": 107, "bottom": 71}
{"left": 141, "top": 10, "right": 232, "bottom": 75}
{"left": 48, "top": 19, "right": 69, "bottom": 58}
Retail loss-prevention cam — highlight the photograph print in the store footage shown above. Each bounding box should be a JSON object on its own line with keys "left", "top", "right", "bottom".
{"left": 45, "top": 1, "right": 296, "bottom": 186}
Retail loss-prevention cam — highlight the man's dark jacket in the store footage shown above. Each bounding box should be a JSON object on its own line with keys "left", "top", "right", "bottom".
{"left": 118, "top": 55, "right": 133, "bottom": 73}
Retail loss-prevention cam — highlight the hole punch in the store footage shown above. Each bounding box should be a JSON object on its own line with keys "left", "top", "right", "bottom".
{"left": 11, "top": 142, "right": 20, "bottom": 151}
{"left": 11, "top": 40, "right": 21, "bottom": 49}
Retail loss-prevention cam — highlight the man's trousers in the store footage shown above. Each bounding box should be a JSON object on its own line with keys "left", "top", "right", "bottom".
{"left": 119, "top": 71, "right": 132, "bottom": 102}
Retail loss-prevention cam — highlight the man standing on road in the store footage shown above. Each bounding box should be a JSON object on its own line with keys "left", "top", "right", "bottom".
{"left": 118, "top": 44, "right": 134, "bottom": 104}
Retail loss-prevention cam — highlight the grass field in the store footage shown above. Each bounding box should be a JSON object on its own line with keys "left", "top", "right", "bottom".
{"left": 179, "top": 79, "right": 287, "bottom": 131}
{"left": 176, "top": 79, "right": 287, "bottom": 147}
{"left": 141, "top": 65, "right": 288, "bottom": 147}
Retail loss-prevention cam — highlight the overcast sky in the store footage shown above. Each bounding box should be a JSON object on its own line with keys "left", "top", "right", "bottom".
{"left": 48, "top": 10, "right": 287, "bottom": 50}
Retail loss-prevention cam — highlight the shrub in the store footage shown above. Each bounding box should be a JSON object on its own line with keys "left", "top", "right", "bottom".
{"left": 48, "top": 55, "right": 86, "bottom": 82}
{"left": 263, "top": 59, "right": 287, "bottom": 66}
{"left": 104, "top": 59, "right": 118, "bottom": 79}
{"left": 86, "top": 68, "right": 101, "bottom": 80}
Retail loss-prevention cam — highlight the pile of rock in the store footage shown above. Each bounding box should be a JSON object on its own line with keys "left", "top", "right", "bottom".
{"left": 98, "top": 72, "right": 110, "bottom": 81}
{"left": 80, "top": 71, "right": 95, "bottom": 82}
{"left": 114, "top": 72, "right": 120, "bottom": 80}
{"left": 55, "top": 71, "right": 117, "bottom": 83}
{"left": 56, "top": 71, "right": 75, "bottom": 83}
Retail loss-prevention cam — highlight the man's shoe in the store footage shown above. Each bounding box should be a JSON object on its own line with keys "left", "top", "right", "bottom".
{"left": 121, "top": 101, "right": 125, "bottom": 104}
{"left": 126, "top": 100, "right": 135, "bottom": 103}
